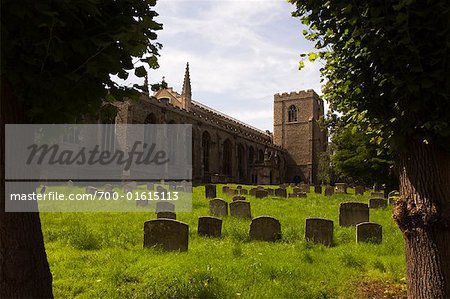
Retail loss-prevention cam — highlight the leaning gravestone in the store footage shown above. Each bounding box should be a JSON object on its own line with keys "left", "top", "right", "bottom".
{"left": 157, "top": 211, "right": 176, "bottom": 220}
{"left": 335, "top": 183, "right": 347, "bottom": 194}
{"left": 232, "top": 195, "right": 246, "bottom": 202}
{"left": 275, "top": 188, "right": 287, "bottom": 198}
{"left": 143, "top": 219, "right": 188, "bottom": 251}
{"left": 255, "top": 190, "right": 269, "bottom": 198}
{"left": 205, "top": 184, "right": 217, "bottom": 199}
{"left": 339, "top": 202, "right": 369, "bottom": 227}
{"left": 355, "top": 186, "right": 365, "bottom": 196}
{"left": 369, "top": 198, "right": 387, "bottom": 209}
{"left": 314, "top": 185, "right": 322, "bottom": 194}
{"left": 249, "top": 216, "right": 281, "bottom": 242}
{"left": 356, "top": 222, "right": 382, "bottom": 244}
{"left": 324, "top": 186, "right": 334, "bottom": 196}
{"left": 155, "top": 202, "right": 175, "bottom": 213}
{"left": 198, "top": 216, "right": 222, "bottom": 238}
{"left": 209, "top": 198, "right": 228, "bottom": 217}
{"left": 305, "top": 218, "right": 334, "bottom": 246}
{"left": 230, "top": 200, "right": 252, "bottom": 219}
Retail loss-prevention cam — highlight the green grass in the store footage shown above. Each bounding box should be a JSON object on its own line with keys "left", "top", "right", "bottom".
{"left": 40, "top": 185, "right": 406, "bottom": 298}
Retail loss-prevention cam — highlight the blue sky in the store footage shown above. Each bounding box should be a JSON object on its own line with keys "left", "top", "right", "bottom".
{"left": 141, "top": 0, "right": 323, "bottom": 131}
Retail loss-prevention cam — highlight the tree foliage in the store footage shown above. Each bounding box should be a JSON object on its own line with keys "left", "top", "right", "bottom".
{"left": 1, "top": 0, "right": 162, "bottom": 123}
{"left": 291, "top": 0, "right": 450, "bottom": 150}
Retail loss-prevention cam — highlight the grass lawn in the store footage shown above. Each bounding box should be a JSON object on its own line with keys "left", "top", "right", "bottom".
{"left": 40, "top": 185, "right": 406, "bottom": 298}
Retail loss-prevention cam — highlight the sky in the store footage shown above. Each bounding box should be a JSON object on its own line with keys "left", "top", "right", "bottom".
{"left": 133, "top": 0, "right": 323, "bottom": 131}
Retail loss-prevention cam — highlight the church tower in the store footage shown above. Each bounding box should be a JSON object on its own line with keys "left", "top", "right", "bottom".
{"left": 273, "top": 89, "right": 326, "bottom": 184}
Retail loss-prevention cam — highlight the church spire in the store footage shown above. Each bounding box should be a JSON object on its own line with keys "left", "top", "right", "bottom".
{"left": 181, "top": 62, "right": 192, "bottom": 101}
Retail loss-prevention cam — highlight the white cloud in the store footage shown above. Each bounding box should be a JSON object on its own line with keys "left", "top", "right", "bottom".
{"left": 131, "top": 0, "right": 324, "bottom": 130}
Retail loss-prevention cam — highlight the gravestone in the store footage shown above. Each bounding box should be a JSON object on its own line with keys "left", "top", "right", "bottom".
{"left": 40, "top": 185, "right": 47, "bottom": 194}
{"left": 236, "top": 185, "right": 242, "bottom": 190}
{"left": 300, "top": 183, "right": 310, "bottom": 193}
{"left": 156, "top": 186, "right": 168, "bottom": 198}
{"left": 249, "top": 188, "right": 258, "bottom": 196}
{"left": 147, "top": 182, "right": 154, "bottom": 190}
{"left": 266, "top": 189, "right": 275, "bottom": 196}
{"left": 355, "top": 186, "right": 365, "bottom": 196}
{"left": 239, "top": 189, "right": 248, "bottom": 195}
{"left": 388, "top": 197, "right": 397, "bottom": 205}
{"left": 255, "top": 190, "right": 269, "bottom": 199}
{"left": 143, "top": 219, "right": 188, "bottom": 251}
{"left": 356, "top": 222, "right": 382, "bottom": 244}
{"left": 104, "top": 184, "right": 113, "bottom": 192}
{"left": 335, "top": 183, "right": 347, "bottom": 194}
{"left": 289, "top": 192, "right": 306, "bottom": 198}
{"left": 155, "top": 202, "right": 175, "bottom": 213}
{"left": 86, "top": 186, "right": 97, "bottom": 195}
{"left": 209, "top": 198, "right": 228, "bottom": 217}
{"left": 230, "top": 200, "right": 252, "bottom": 219}
{"left": 198, "top": 216, "right": 222, "bottom": 238}
{"left": 292, "top": 187, "right": 302, "bottom": 195}
{"left": 275, "top": 188, "right": 287, "bottom": 198}
{"left": 205, "top": 184, "right": 217, "bottom": 199}
{"left": 157, "top": 211, "right": 176, "bottom": 220}
{"left": 176, "top": 185, "right": 185, "bottom": 192}
{"left": 249, "top": 216, "right": 281, "bottom": 242}
{"left": 232, "top": 195, "right": 246, "bottom": 202}
{"left": 314, "top": 185, "right": 322, "bottom": 194}
{"left": 67, "top": 180, "right": 73, "bottom": 186}
{"left": 388, "top": 190, "right": 399, "bottom": 197}
{"left": 339, "top": 202, "right": 369, "bottom": 227}
{"left": 324, "top": 186, "right": 334, "bottom": 196}
{"left": 369, "top": 198, "right": 387, "bottom": 209}
{"left": 370, "top": 192, "right": 384, "bottom": 198}
{"left": 222, "top": 186, "right": 230, "bottom": 193}
{"left": 226, "top": 189, "right": 238, "bottom": 196}
{"left": 305, "top": 218, "right": 334, "bottom": 246}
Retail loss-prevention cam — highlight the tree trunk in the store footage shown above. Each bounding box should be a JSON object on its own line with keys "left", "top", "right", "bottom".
{"left": 0, "top": 80, "right": 54, "bottom": 298}
{"left": 394, "top": 140, "right": 450, "bottom": 298}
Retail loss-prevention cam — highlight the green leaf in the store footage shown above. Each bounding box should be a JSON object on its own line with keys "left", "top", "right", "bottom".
{"left": 134, "top": 66, "right": 147, "bottom": 78}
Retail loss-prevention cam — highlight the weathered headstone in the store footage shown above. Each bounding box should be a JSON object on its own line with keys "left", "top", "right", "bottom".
{"left": 86, "top": 186, "right": 97, "bottom": 195}
{"left": 236, "top": 185, "right": 242, "bottom": 190}
{"left": 305, "top": 218, "right": 334, "bottom": 246}
{"left": 143, "top": 219, "right": 188, "bottom": 251}
{"left": 249, "top": 216, "right": 281, "bottom": 242}
{"left": 314, "top": 185, "right": 322, "bottom": 194}
{"left": 292, "top": 187, "right": 302, "bottom": 195}
{"left": 104, "top": 184, "right": 113, "bottom": 192}
{"left": 239, "top": 189, "right": 248, "bottom": 195}
{"left": 249, "top": 188, "right": 258, "bottom": 196}
{"left": 198, "top": 216, "right": 222, "bottom": 238}
{"left": 255, "top": 190, "right": 269, "bottom": 198}
{"left": 369, "top": 198, "right": 387, "bottom": 209}
{"left": 155, "top": 201, "right": 175, "bottom": 213}
{"left": 370, "top": 192, "right": 385, "bottom": 198}
{"left": 67, "top": 180, "right": 73, "bottom": 186}
{"left": 230, "top": 200, "right": 251, "bottom": 219}
{"left": 355, "top": 186, "right": 365, "bottom": 196}
{"left": 275, "top": 188, "right": 287, "bottom": 198}
{"left": 222, "top": 186, "right": 230, "bottom": 193}
{"left": 226, "top": 189, "right": 238, "bottom": 196}
{"left": 209, "top": 198, "right": 228, "bottom": 217}
{"left": 205, "top": 184, "right": 217, "bottom": 199}
{"left": 356, "top": 222, "right": 382, "bottom": 244}
{"left": 388, "top": 197, "right": 397, "bottom": 205}
{"left": 324, "top": 186, "right": 334, "bottom": 196}
{"left": 289, "top": 192, "right": 306, "bottom": 198}
{"left": 335, "top": 183, "right": 347, "bottom": 194}
{"left": 157, "top": 211, "right": 176, "bottom": 220}
{"left": 176, "top": 185, "right": 185, "bottom": 192}
{"left": 339, "top": 202, "right": 369, "bottom": 227}
{"left": 232, "top": 195, "right": 246, "bottom": 202}
{"left": 147, "top": 182, "right": 154, "bottom": 191}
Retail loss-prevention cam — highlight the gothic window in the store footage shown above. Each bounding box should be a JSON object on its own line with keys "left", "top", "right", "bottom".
{"left": 248, "top": 146, "right": 254, "bottom": 164}
{"left": 223, "top": 139, "right": 232, "bottom": 176}
{"left": 202, "top": 131, "right": 211, "bottom": 172}
{"left": 288, "top": 105, "right": 298, "bottom": 122}
{"left": 258, "top": 149, "right": 264, "bottom": 162}
{"left": 237, "top": 144, "right": 245, "bottom": 179}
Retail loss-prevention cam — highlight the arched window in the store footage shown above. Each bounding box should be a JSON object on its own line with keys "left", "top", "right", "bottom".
{"left": 223, "top": 139, "right": 232, "bottom": 176}
{"left": 258, "top": 149, "right": 264, "bottom": 162}
{"left": 237, "top": 144, "right": 245, "bottom": 180}
{"left": 202, "top": 131, "right": 211, "bottom": 172}
{"left": 248, "top": 146, "right": 254, "bottom": 164}
{"left": 288, "top": 105, "right": 298, "bottom": 122}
